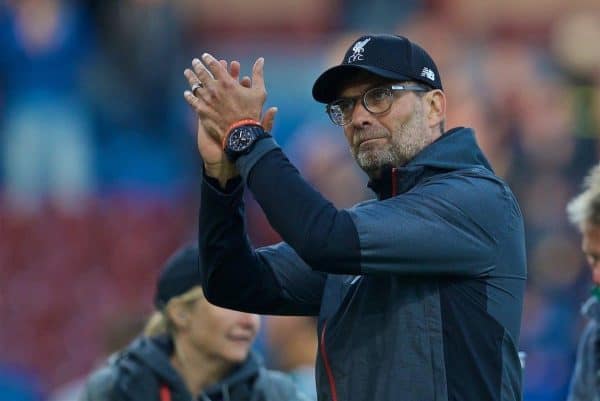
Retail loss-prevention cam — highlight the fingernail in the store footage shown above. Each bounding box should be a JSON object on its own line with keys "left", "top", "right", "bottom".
{"left": 202, "top": 53, "right": 212, "bottom": 61}
{"left": 192, "top": 58, "right": 201, "bottom": 65}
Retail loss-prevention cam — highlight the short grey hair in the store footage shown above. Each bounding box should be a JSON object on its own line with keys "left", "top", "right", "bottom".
{"left": 567, "top": 164, "right": 600, "bottom": 229}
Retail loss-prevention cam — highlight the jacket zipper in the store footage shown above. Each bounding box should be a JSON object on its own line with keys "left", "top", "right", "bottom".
{"left": 391, "top": 167, "right": 398, "bottom": 196}
{"left": 320, "top": 320, "right": 339, "bottom": 401}
{"left": 159, "top": 384, "right": 172, "bottom": 401}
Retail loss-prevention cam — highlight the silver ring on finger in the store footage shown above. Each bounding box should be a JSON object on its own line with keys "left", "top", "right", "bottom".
{"left": 191, "top": 82, "right": 204, "bottom": 96}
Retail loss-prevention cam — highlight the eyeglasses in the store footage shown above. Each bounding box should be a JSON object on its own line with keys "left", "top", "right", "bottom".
{"left": 326, "top": 84, "right": 429, "bottom": 126}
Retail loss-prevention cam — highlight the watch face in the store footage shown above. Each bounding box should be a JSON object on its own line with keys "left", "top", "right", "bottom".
{"left": 228, "top": 127, "right": 257, "bottom": 152}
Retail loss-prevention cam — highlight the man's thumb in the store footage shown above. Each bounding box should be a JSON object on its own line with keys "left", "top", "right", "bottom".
{"left": 262, "top": 107, "right": 278, "bottom": 132}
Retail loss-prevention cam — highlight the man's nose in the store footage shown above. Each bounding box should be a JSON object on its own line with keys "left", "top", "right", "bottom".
{"left": 350, "top": 101, "right": 374, "bottom": 128}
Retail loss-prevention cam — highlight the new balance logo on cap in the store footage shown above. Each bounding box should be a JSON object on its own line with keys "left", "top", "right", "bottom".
{"left": 421, "top": 67, "right": 435, "bottom": 81}
{"left": 348, "top": 37, "right": 371, "bottom": 63}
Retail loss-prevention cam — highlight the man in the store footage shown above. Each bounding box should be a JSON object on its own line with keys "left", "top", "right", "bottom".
{"left": 184, "top": 34, "right": 527, "bottom": 401}
{"left": 80, "top": 244, "right": 309, "bottom": 401}
{"left": 566, "top": 164, "right": 600, "bottom": 401}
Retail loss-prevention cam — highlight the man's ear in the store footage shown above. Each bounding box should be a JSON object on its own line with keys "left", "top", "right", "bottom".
{"left": 426, "top": 89, "right": 446, "bottom": 130}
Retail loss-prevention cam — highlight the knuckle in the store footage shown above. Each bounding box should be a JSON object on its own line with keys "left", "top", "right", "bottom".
{"left": 206, "top": 88, "right": 218, "bottom": 101}
{"left": 195, "top": 105, "right": 208, "bottom": 116}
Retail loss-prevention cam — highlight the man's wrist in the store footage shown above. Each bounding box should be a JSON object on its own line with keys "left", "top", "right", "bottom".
{"left": 203, "top": 169, "right": 242, "bottom": 193}
{"left": 203, "top": 163, "right": 239, "bottom": 189}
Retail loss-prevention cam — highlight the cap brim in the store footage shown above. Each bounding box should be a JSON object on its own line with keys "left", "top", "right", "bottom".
{"left": 312, "top": 64, "right": 415, "bottom": 104}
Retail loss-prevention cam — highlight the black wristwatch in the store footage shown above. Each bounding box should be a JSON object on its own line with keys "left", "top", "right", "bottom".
{"left": 224, "top": 124, "right": 270, "bottom": 162}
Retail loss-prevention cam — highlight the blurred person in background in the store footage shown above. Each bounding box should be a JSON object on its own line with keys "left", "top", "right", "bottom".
{"left": 80, "top": 244, "right": 309, "bottom": 401}
{"left": 0, "top": 0, "right": 95, "bottom": 213}
{"left": 81, "top": 0, "right": 193, "bottom": 192}
{"left": 264, "top": 316, "right": 318, "bottom": 401}
{"left": 566, "top": 163, "right": 600, "bottom": 401}
{"left": 186, "top": 33, "right": 527, "bottom": 401}
{"left": 286, "top": 123, "right": 369, "bottom": 208}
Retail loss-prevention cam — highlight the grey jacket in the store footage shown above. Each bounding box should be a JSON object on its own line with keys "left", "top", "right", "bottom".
{"left": 568, "top": 296, "right": 600, "bottom": 401}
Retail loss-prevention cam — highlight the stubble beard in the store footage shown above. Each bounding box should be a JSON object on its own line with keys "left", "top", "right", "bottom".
{"left": 353, "top": 104, "right": 429, "bottom": 176}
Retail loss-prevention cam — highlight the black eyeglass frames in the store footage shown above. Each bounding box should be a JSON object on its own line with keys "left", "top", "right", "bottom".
{"left": 326, "top": 83, "right": 429, "bottom": 126}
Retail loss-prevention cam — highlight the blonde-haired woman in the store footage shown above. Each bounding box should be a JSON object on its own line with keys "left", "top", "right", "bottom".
{"left": 81, "top": 244, "right": 309, "bottom": 401}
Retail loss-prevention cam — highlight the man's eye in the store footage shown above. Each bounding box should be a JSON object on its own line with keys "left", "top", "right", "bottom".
{"left": 338, "top": 101, "right": 353, "bottom": 113}
{"left": 368, "top": 89, "right": 389, "bottom": 104}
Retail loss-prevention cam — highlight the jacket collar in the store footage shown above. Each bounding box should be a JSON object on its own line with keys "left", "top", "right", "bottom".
{"left": 367, "top": 127, "right": 493, "bottom": 200}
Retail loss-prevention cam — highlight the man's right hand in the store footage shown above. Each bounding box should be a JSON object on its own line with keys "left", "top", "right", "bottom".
{"left": 196, "top": 118, "right": 238, "bottom": 188}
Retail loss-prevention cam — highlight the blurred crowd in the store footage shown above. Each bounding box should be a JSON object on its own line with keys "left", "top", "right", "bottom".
{"left": 1, "top": 0, "right": 600, "bottom": 400}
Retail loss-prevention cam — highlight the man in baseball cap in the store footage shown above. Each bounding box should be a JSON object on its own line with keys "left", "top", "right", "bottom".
{"left": 187, "top": 32, "right": 526, "bottom": 401}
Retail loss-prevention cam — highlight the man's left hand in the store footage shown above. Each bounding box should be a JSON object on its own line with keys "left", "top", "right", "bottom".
{"left": 184, "top": 53, "right": 268, "bottom": 143}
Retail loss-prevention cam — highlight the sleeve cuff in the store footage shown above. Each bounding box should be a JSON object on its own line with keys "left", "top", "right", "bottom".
{"left": 202, "top": 171, "right": 243, "bottom": 196}
{"left": 235, "top": 137, "right": 280, "bottom": 182}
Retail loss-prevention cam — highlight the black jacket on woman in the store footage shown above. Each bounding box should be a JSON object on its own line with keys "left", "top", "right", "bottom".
{"left": 80, "top": 335, "right": 310, "bottom": 401}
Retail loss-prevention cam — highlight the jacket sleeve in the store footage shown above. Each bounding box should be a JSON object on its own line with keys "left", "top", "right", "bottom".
{"left": 235, "top": 139, "right": 501, "bottom": 276}
{"left": 79, "top": 364, "right": 120, "bottom": 401}
{"left": 344, "top": 173, "right": 501, "bottom": 276}
{"left": 80, "top": 352, "right": 162, "bottom": 401}
{"left": 567, "top": 320, "right": 598, "bottom": 401}
{"left": 199, "top": 173, "right": 326, "bottom": 315}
